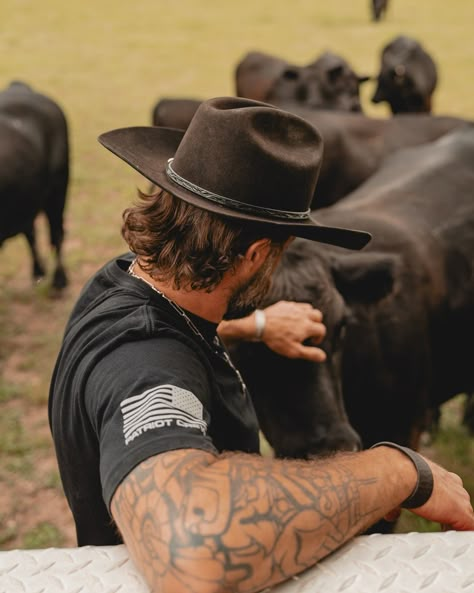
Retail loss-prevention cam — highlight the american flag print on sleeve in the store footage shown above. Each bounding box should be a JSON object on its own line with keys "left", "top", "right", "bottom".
{"left": 120, "top": 384, "right": 208, "bottom": 445}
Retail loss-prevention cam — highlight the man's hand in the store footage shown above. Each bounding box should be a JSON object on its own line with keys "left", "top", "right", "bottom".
{"left": 218, "top": 300, "right": 327, "bottom": 362}
{"left": 258, "top": 300, "right": 327, "bottom": 362}
{"left": 409, "top": 457, "right": 474, "bottom": 530}
{"left": 382, "top": 452, "right": 474, "bottom": 530}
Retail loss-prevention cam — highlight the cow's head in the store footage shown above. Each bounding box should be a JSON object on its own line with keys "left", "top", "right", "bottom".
{"left": 306, "top": 52, "right": 369, "bottom": 113}
{"left": 231, "top": 240, "right": 400, "bottom": 459}
{"left": 267, "top": 66, "right": 312, "bottom": 105}
{"left": 372, "top": 64, "right": 430, "bottom": 113}
{"left": 372, "top": 36, "right": 437, "bottom": 114}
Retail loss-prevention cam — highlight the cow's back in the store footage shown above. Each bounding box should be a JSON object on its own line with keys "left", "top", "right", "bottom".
{"left": 280, "top": 107, "right": 471, "bottom": 208}
{"left": 0, "top": 82, "right": 69, "bottom": 173}
{"left": 325, "top": 123, "right": 474, "bottom": 229}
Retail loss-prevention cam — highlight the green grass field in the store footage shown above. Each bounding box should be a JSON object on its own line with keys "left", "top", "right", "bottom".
{"left": 0, "top": 0, "right": 473, "bottom": 549}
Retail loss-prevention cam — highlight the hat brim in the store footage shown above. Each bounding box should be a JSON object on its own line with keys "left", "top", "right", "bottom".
{"left": 98, "top": 126, "right": 371, "bottom": 250}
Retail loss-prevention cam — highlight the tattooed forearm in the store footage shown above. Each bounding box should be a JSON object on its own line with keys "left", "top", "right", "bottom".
{"left": 111, "top": 449, "right": 381, "bottom": 593}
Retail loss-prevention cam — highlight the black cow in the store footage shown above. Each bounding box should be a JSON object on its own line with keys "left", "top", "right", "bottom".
{"left": 152, "top": 97, "right": 203, "bottom": 130}
{"left": 0, "top": 81, "right": 69, "bottom": 290}
{"left": 231, "top": 125, "right": 474, "bottom": 459}
{"left": 372, "top": 35, "right": 438, "bottom": 114}
{"left": 371, "top": 0, "right": 389, "bottom": 21}
{"left": 303, "top": 51, "right": 369, "bottom": 112}
{"left": 235, "top": 51, "right": 289, "bottom": 103}
{"left": 235, "top": 50, "right": 368, "bottom": 112}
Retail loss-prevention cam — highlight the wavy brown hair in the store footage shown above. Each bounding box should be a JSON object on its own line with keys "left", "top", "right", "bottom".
{"left": 122, "top": 189, "right": 290, "bottom": 291}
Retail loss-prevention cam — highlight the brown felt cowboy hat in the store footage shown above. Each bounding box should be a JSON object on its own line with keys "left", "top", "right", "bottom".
{"left": 98, "top": 96, "right": 371, "bottom": 250}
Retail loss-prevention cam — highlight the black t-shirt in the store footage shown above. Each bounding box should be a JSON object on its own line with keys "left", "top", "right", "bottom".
{"left": 48, "top": 252, "right": 260, "bottom": 546}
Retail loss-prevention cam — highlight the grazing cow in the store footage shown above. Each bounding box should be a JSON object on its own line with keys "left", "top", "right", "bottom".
{"left": 371, "top": 0, "right": 389, "bottom": 21}
{"left": 0, "top": 81, "right": 69, "bottom": 290}
{"left": 230, "top": 125, "right": 474, "bottom": 460}
{"left": 235, "top": 50, "right": 368, "bottom": 112}
{"left": 372, "top": 35, "right": 438, "bottom": 114}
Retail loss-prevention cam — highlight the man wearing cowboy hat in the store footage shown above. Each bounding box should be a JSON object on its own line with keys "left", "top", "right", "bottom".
{"left": 49, "top": 97, "right": 474, "bottom": 593}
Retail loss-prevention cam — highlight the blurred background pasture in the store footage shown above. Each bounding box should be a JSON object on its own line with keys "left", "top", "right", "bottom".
{"left": 0, "top": 0, "right": 473, "bottom": 548}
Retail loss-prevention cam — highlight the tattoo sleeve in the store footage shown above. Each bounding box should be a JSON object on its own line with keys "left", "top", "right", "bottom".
{"left": 111, "top": 449, "right": 381, "bottom": 593}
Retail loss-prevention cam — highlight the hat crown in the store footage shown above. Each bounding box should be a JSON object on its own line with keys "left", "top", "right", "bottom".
{"left": 169, "top": 97, "right": 323, "bottom": 217}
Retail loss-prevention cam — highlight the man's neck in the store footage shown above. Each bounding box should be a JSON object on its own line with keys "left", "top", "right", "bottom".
{"left": 132, "top": 259, "right": 233, "bottom": 323}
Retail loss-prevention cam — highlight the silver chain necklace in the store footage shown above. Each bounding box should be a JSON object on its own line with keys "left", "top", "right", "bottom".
{"left": 127, "top": 258, "right": 248, "bottom": 397}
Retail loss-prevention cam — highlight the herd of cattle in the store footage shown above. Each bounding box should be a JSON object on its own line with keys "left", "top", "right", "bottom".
{"left": 1, "top": 34, "right": 473, "bottom": 475}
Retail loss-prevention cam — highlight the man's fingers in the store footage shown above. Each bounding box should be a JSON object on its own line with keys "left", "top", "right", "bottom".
{"left": 297, "top": 304, "right": 324, "bottom": 323}
{"left": 307, "top": 308, "right": 323, "bottom": 323}
{"left": 294, "top": 345, "right": 327, "bottom": 362}
{"left": 277, "top": 301, "right": 324, "bottom": 323}
{"left": 308, "top": 322, "right": 326, "bottom": 344}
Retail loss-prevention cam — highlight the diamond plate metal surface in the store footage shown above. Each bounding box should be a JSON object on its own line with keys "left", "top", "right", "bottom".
{"left": 272, "top": 531, "right": 474, "bottom": 593}
{"left": 0, "top": 531, "right": 473, "bottom": 593}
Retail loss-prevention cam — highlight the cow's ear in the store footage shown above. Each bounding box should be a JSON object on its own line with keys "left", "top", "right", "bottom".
{"left": 331, "top": 252, "right": 400, "bottom": 303}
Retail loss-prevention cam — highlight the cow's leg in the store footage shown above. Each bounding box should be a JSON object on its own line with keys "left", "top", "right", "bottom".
{"left": 43, "top": 175, "right": 68, "bottom": 290}
{"left": 24, "top": 224, "right": 46, "bottom": 283}
{"left": 49, "top": 224, "right": 68, "bottom": 291}
{"left": 371, "top": 0, "right": 380, "bottom": 20}
{"left": 372, "top": 0, "right": 387, "bottom": 21}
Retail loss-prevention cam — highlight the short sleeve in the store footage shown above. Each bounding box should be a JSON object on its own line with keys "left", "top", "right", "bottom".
{"left": 85, "top": 337, "right": 218, "bottom": 509}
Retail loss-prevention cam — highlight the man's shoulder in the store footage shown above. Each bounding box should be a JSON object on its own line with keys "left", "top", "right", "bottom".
{"left": 67, "top": 253, "right": 150, "bottom": 327}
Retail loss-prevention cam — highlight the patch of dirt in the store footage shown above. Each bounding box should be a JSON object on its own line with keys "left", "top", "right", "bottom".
{"left": 0, "top": 454, "right": 76, "bottom": 549}
{"left": 0, "top": 381, "right": 77, "bottom": 549}
{"left": 0, "top": 244, "right": 84, "bottom": 550}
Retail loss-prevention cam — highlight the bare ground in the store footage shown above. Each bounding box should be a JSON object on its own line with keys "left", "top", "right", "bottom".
{"left": 0, "top": 231, "right": 85, "bottom": 550}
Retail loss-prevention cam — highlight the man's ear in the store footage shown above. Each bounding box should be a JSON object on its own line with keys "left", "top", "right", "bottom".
{"left": 244, "top": 238, "right": 272, "bottom": 266}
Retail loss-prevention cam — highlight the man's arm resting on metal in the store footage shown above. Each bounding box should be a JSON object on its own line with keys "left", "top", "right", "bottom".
{"left": 111, "top": 446, "right": 474, "bottom": 593}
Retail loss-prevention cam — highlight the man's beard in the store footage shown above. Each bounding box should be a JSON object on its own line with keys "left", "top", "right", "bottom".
{"left": 224, "top": 248, "right": 281, "bottom": 320}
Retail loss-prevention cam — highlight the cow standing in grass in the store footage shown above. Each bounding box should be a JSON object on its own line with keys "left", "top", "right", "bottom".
{"left": 0, "top": 81, "right": 69, "bottom": 290}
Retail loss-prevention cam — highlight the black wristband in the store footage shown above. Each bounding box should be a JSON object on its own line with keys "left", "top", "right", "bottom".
{"left": 370, "top": 441, "right": 434, "bottom": 508}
